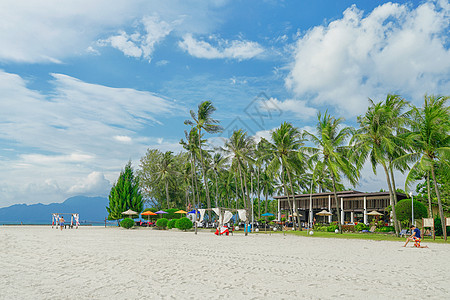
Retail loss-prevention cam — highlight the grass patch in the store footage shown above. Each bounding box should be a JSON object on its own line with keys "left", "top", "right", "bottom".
{"left": 257, "top": 229, "right": 449, "bottom": 244}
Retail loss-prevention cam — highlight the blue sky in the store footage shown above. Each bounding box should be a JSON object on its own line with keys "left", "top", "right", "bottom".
{"left": 0, "top": 0, "right": 449, "bottom": 207}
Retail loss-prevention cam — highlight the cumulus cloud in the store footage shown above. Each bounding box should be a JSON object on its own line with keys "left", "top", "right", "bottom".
{"left": 100, "top": 15, "right": 174, "bottom": 61}
{"left": 179, "top": 34, "right": 265, "bottom": 60}
{"left": 286, "top": 1, "right": 450, "bottom": 115}
{"left": 260, "top": 97, "right": 317, "bottom": 119}
{"left": 67, "top": 172, "right": 111, "bottom": 195}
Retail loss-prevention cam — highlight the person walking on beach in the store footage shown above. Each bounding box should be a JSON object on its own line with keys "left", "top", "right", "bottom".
{"left": 403, "top": 225, "right": 428, "bottom": 248}
{"left": 60, "top": 216, "right": 65, "bottom": 231}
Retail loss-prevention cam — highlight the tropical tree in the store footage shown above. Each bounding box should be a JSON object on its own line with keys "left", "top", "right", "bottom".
{"left": 107, "top": 161, "right": 143, "bottom": 221}
{"left": 352, "top": 95, "right": 408, "bottom": 235}
{"left": 223, "top": 129, "right": 255, "bottom": 235}
{"left": 265, "top": 122, "right": 305, "bottom": 230}
{"left": 305, "top": 112, "right": 358, "bottom": 233}
{"left": 397, "top": 95, "right": 450, "bottom": 240}
{"left": 185, "top": 101, "right": 223, "bottom": 218}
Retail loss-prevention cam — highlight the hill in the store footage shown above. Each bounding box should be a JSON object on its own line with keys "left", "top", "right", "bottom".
{"left": 0, "top": 196, "right": 109, "bottom": 224}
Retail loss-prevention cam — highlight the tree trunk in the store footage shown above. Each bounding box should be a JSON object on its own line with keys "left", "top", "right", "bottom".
{"left": 331, "top": 173, "right": 342, "bottom": 233}
{"left": 197, "top": 129, "right": 212, "bottom": 220}
{"left": 431, "top": 164, "right": 447, "bottom": 241}
{"left": 389, "top": 164, "right": 400, "bottom": 223}
{"left": 165, "top": 181, "right": 170, "bottom": 209}
{"left": 426, "top": 172, "right": 433, "bottom": 217}
{"left": 382, "top": 163, "right": 400, "bottom": 236}
{"left": 242, "top": 166, "right": 252, "bottom": 235}
{"left": 286, "top": 170, "right": 300, "bottom": 230}
{"left": 281, "top": 168, "right": 295, "bottom": 232}
{"left": 215, "top": 172, "right": 219, "bottom": 207}
{"left": 190, "top": 155, "right": 198, "bottom": 234}
{"left": 257, "top": 167, "right": 261, "bottom": 219}
{"left": 237, "top": 163, "right": 249, "bottom": 236}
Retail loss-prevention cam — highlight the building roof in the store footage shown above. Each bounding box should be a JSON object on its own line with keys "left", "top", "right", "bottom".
{"left": 275, "top": 190, "right": 408, "bottom": 200}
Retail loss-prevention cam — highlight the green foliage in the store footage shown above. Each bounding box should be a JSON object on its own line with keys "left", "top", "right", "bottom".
{"left": 107, "top": 161, "right": 143, "bottom": 220}
{"left": 327, "top": 224, "right": 339, "bottom": 232}
{"left": 176, "top": 217, "right": 193, "bottom": 231}
{"left": 156, "top": 218, "right": 168, "bottom": 229}
{"left": 395, "top": 199, "right": 428, "bottom": 222}
{"left": 355, "top": 223, "right": 369, "bottom": 231}
{"left": 167, "top": 219, "right": 177, "bottom": 229}
{"left": 375, "top": 226, "right": 395, "bottom": 232}
{"left": 434, "top": 217, "right": 450, "bottom": 236}
{"left": 120, "top": 218, "right": 135, "bottom": 229}
{"left": 342, "top": 225, "right": 355, "bottom": 232}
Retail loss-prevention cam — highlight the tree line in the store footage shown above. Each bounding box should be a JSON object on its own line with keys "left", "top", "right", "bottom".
{"left": 108, "top": 94, "right": 449, "bottom": 238}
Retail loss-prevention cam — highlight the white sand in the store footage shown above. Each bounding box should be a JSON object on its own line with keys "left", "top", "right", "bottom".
{"left": 0, "top": 226, "right": 449, "bottom": 300}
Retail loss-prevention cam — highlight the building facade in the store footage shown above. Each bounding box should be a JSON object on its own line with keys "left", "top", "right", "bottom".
{"left": 275, "top": 190, "right": 408, "bottom": 225}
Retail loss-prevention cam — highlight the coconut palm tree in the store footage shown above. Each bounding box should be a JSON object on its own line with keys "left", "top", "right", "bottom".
{"left": 396, "top": 95, "right": 450, "bottom": 240}
{"left": 154, "top": 151, "right": 178, "bottom": 209}
{"left": 210, "top": 152, "right": 227, "bottom": 207}
{"left": 352, "top": 95, "right": 409, "bottom": 236}
{"left": 305, "top": 112, "right": 358, "bottom": 233}
{"left": 223, "top": 129, "right": 255, "bottom": 236}
{"left": 265, "top": 122, "right": 305, "bottom": 230}
{"left": 185, "top": 101, "right": 223, "bottom": 219}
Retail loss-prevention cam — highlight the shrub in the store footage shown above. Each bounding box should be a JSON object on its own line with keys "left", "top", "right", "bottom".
{"left": 375, "top": 226, "right": 395, "bottom": 233}
{"left": 327, "top": 224, "right": 339, "bottom": 232}
{"left": 167, "top": 219, "right": 177, "bottom": 229}
{"left": 120, "top": 218, "right": 134, "bottom": 229}
{"left": 395, "top": 199, "right": 428, "bottom": 222}
{"left": 176, "top": 217, "right": 193, "bottom": 231}
{"left": 156, "top": 218, "right": 168, "bottom": 229}
{"left": 434, "top": 217, "right": 450, "bottom": 236}
{"left": 342, "top": 225, "right": 355, "bottom": 232}
{"left": 355, "top": 223, "right": 369, "bottom": 231}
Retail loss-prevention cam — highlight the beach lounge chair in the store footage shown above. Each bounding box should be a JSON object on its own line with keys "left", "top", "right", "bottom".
{"left": 399, "top": 229, "right": 409, "bottom": 237}
{"left": 369, "top": 226, "right": 376, "bottom": 233}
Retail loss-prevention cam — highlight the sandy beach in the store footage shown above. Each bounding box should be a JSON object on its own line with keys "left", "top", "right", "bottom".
{"left": 0, "top": 226, "right": 448, "bottom": 300}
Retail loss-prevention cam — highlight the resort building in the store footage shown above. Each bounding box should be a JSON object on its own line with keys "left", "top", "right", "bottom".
{"left": 275, "top": 190, "right": 408, "bottom": 225}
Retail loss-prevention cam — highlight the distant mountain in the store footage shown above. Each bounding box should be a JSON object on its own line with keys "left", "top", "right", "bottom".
{"left": 0, "top": 196, "right": 109, "bottom": 224}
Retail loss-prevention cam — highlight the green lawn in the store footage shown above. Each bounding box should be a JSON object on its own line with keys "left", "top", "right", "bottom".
{"left": 256, "top": 229, "right": 449, "bottom": 244}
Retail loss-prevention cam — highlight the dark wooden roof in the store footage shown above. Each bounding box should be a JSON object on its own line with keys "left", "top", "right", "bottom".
{"left": 275, "top": 190, "right": 408, "bottom": 200}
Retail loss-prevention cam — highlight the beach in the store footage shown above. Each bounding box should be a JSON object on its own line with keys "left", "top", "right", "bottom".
{"left": 0, "top": 226, "right": 448, "bottom": 299}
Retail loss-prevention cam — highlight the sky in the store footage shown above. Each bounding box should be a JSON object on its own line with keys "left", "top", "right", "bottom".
{"left": 0, "top": 0, "right": 449, "bottom": 208}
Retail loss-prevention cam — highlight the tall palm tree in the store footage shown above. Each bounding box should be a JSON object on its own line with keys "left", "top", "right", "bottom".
{"left": 154, "top": 151, "right": 178, "bottom": 209}
{"left": 223, "top": 129, "right": 255, "bottom": 236}
{"left": 397, "top": 95, "right": 450, "bottom": 240}
{"left": 266, "top": 122, "right": 305, "bottom": 230}
{"left": 352, "top": 95, "right": 408, "bottom": 236}
{"left": 305, "top": 112, "right": 358, "bottom": 233}
{"left": 185, "top": 101, "right": 222, "bottom": 219}
{"left": 210, "top": 152, "right": 227, "bottom": 207}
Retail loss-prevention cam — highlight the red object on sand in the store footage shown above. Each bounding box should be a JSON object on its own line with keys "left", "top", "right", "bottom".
{"left": 215, "top": 226, "right": 230, "bottom": 236}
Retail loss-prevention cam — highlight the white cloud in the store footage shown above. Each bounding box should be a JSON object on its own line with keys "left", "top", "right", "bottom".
{"left": 0, "top": 0, "right": 227, "bottom": 63}
{"left": 67, "top": 172, "right": 111, "bottom": 195}
{"left": 0, "top": 70, "right": 182, "bottom": 207}
{"left": 179, "top": 34, "right": 265, "bottom": 60}
{"left": 286, "top": 1, "right": 450, "bottom": 116}
{"left": 260, "top": 97, "right": 317, "bottom": 119}
{"left": 100, "top": 15, "right": 174, "bottom": 62}
{"left": 114, "top": 136, "right": 132, "bottom": 143}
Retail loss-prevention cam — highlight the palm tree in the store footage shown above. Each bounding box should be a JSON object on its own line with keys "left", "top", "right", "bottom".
{"left": 154, "top": 151, "right": 178, "bottom": 209}
{"left": 305, "top": 112, "right": 358, "bottom": 233}
{"left": 397, "top": 95, "right": 450, "bottom": 240}
{"left": 352, "top": 95, "right": 408, "bottom": 236}
{"left": 210, "top": 152, "right": 227, "bottom": 207}
{"left": 185, "top": 101, "right": 223, "bottom": 219}
{"left": 223, "top": 129, "right": 255, "bottom": 236}
{"left": 266, "top": 122, "right": 305, "bottom": 230}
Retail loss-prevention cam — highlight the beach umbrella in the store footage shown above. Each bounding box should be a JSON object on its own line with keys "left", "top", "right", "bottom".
{"left": 141, "top": 211, "right": 157, "bottom": 226}
{"left": 122, "top": 209, "right": 137, "bottom": 219}
{"left": 155, "top": 210, "right": 168, "bottom": 218}
{"left": 316, "top": 210, "right": 333, "bottom": 223}
{"left": 174, "top": 210, "right": 188, "bottom": 218}
{"left": 367, "top": 210, "right": 383, "bottom": 216}
{"left": 261, "top": 213, "right": 275, "bottom": 233}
